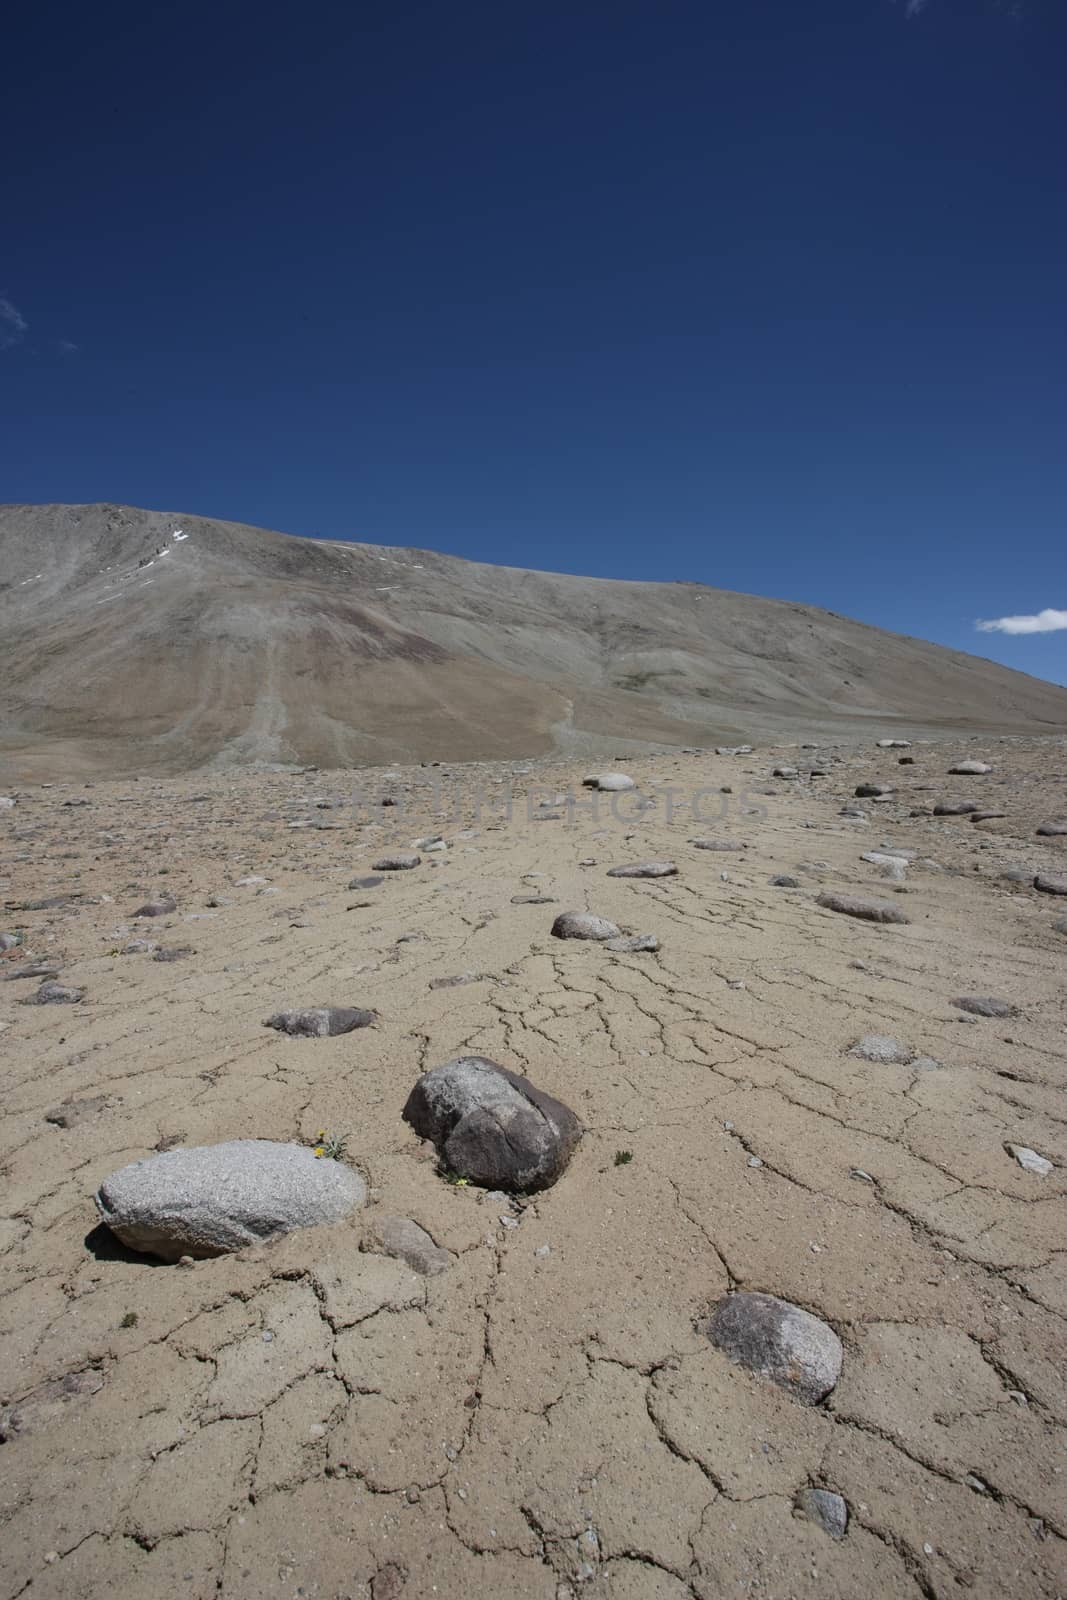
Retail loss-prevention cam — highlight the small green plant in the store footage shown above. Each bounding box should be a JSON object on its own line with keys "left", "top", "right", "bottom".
{"left": 312, "top": 1130, "right": 349, "bottom": 1161}
{"left": 120, "top": 1311, "right": 139, "bottom": 1329}
{"left": 614, "top": 1149, "right": 633, "bottom": 1166}
{"left": 443, "top": 1170, "right": 469, "bottom": 1186}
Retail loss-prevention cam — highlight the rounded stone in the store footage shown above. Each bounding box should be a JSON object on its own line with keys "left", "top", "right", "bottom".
{"left": 707, "top": 1291, "right": 843, "bottom": 1404}
{"left": 551, "top": 911, "right": 621, "bottom": 941}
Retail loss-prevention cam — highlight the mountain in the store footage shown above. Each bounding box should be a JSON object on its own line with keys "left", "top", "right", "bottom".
{"left": 2, "top": 502, "right": 1065, "bottom": 778}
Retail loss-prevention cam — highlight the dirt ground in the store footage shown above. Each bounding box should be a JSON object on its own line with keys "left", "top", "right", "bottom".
{"left": 1, "top": 735, "right": 1065, "bottom": 1600}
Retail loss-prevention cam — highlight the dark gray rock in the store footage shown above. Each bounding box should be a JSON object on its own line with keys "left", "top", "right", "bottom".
{"left": 769, "top": 875, "right": 800, "bottom": 888}
{"left": 551, "top": 911, "right": 621, "bottom": 941}
{"left": 971, "top": 811, "right": 1007, "bottom": 823}
{"left": 794, "top": 1488, "right": 848, "bottom": 1539}
{"left": 933, "top": 802, "right": 979, "bottom": 816}
{"left": 706, "top": 1291, "right": 842, "bottom": 1404}
{"left": 1034, "top": 873, "right": 1067, "bottom": 897}
{"left": 264, "top": 1006, "right": 376, "bottom": 1037}
{"left": 606, "top": 862, "right": 677, "bottom": 878}
{"left": 22, "top": 980, "right": 84, "bottom": 1005}
{"left": 0, "top": 932, "right": 21, "bottom": 952}
{"left": 1036, "top": 821, "right": 1067, "bottom": 837}
{"left": 816, "top": 892, "right": 909, "bottom": 925}
{"left": 95, "top": 1139, "right": 366, "bottom": 1261}
{"left": 133, "top": 897, "right": 177, "bottom": 917}
{"left": 153, "top": 945, "right": 195, "bottom": 962}
{"left": 363, "top": 1214, "right": 454, "bottom": 1275}
{"left": 348, "top": 875, "right": 385, "bottom": 890}
{"left": 855, "top": 784, "right": 893, "bottom": 798}
{"left": 402, "top": 1056, "right": 582, "bottom": 1192}
{"left": 952, "top": 995, "right": 1018, "bottom": 1018}
{"left": 372, "top": 853, "right": 421, "bottom": 871}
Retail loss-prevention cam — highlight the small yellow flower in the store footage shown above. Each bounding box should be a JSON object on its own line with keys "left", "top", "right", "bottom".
{"left": 314, "top": 1146, "right": 326, "bottom": 1158}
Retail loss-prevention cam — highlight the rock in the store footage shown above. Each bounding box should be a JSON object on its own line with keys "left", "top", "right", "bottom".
{"left": 22, "top": 980, "right": 84, "bottom": 1005}
{"left": 510, "top": 894, "right": 557, "bottom": 904}
{"left": 551, "top": 911, "right": 621, "bottom": 941}
{"left": 1001, "top": 866, "right": 1035, "bottom": 884}
{"left": 133, "top": 897, "right": 176, "bottom": 917}
{"left": 876, "top": 739, "right": 911, "bottom": 749}
{"left": 848, "top": 1034, "right": 912, "bottom": 1064}
{"left": 1036, "top": 821, "right": 1067, "bottom": 837}
{"left": 706, "top": 1291, "right": 842, "bottom": 1404}
{"left": 153, "top": 945, "right": 195, "bottom": 962}
{"left": 264, "top": 1006, "right": 376, "bottom": 1037}
{"left": 428, "top": 972, "right": 484, "bottom": 990}
{"left": 949, "top": 761, "right": 992, "bottom": 775}
{"left": 816, "top": 892, "right": 909, "bottom": 925}
{"left": 898, "top": 755, "right": 915, "bottom": 764}
{"left": 606, "top": 862, "right": 677, "bottom": 878}
{"left": 121, "top": 939, "right": 157, "bottom": 954}
{"left": 911, "top": 1056, "right": 944, "bottom": 1072}
{"left": 402, "top": 1056, "right": 582, "bottom": 1192}
{"left": 716, "top": 745, "right": 753, "bottom": 755}
{"left": 952, "top": 995, "right": 1018, "bottom": 1018}
{"left": 2, "top": 963, "right": 60, "bottom": 982}
{"left": 794, "top": 1488, "right": 848, "bottom": 1539}
{"left": 1034, "top": 873, "right": 1067, "bottom": 897}
{"left": 372, "top": 853, "right": 421, "bottom": 871}
{"left": 769, "top": 875, "right": 800, "bottom": 888}
{"left": 0, "top": 795, "right": 16, "bottom": 808}
{"left": 582, "top": 773, "right": 636, "bottom": 792}
{"left": 773, "top": 766, "right": 799, "bottom": 778}
{"left": 605, "top": 934, "right": 660, "bottom": 952}
{"left": 95, "top": 1139, "right": 366, "bottom": 1261}
{"left": 690, "top": 838, "right": 747, "bottom": 852}
{"left": 1007, "top": 1144, "right": 1052, "bottom": 1177}
{"left": 855, "top": 784, "right": 893, "bottom": 798}
{"left": 363, "top": 1215, "right": 454, "bottom": 1275}
{"left": 45, "top": 1095, "right": 109, "bottom": 1128}
{"left": 970, "top": 810, "right": 1007, "bottom": 823}
{"left": 348, "top": 875, "right": 385, "bottom": 890}
{"left": 934, "top": 802, "right": 979, "bottom": 816}
{"left": 0, "top": 932, "right": 21, "bottom": 952}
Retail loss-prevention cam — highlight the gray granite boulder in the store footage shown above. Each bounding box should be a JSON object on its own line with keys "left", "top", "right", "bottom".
{"left": 403, "top": 1056, "right": 582, "bottom": 1192}
{"left": 551, "top": 911, "right": 621, "bottom": 941}
{"left": 706, "top": 1291, "right": 842, "bottom": 1404}
{"left": 95, "top": 1139, "right": 365, "bottom": 1261}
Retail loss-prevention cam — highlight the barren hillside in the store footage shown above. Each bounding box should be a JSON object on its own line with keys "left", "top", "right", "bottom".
{"left": 2, "top": 502, "right": 1065, "bottom": 778}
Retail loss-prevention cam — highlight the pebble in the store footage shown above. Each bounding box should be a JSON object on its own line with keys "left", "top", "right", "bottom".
{"left": 934, "top": 802, "right": 979, "bottom": 816}
{"left": 22, "top": 980, "right": 84, "bottom": 1005}
{"left": 769, "top": 875, "right": 800, "bottom": 888}
{"left": 794, "top": 1487, "right": 848, "bottom": 1539}
{"left": 1007, "top": 1145, "right": 1053, "bottom": 1177}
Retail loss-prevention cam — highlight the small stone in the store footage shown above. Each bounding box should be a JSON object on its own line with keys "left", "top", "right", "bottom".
{"left": 1036, "top": 820, "right": 1067, "bottom": 837}
{"left": 773, "top": 766, "right": 799, "bottom": 778}
{"left": 952, "top": 995, "right": 1018, "bottom": 1019}
{"left": 794, "top": 1487, "right": 848, "bottom": 1539}
{"left": 876, "top": 739, "right": 911, "bottom": 748}
{"left": 934, "top": 802, "right": 979, "bottom": 816}
{"left": 1007, "top": 1145, "right": 1053, "bottom": 1177}
{"left": 816, "top": 892, "right": 909, "bottom": 925}
{"left": 551, "top": 911, "right": 621, "bottom": 942}
{"left": 855, "top": 784, "right": 893, "bottom": 798}
{"left": 769, "top": 874, "right": 799, "bottom": 888}
{"left": 348, "top": 875, "right": 385, "bottom": 890}
{"left": 372, "top": 853, "right": 421, "bottom": 870}
{"left": 428, "top": 972, "right": 484, "bottom": 990}
{"left": 121, "top": 939, "right": 157, "bottom": 954}
{"left": 848, "top": 1034, "right": 912, "bottom": 1064}
{"left": 849, "top": 1168, "right": 875, "bottom": 1183}
{"left": 971, "top": 811, "right": 1007, "bottom": 823}
{"left": 364, "top": 1214, "right": 455, "bottom": 1275}
{"left": 133, "top": 897, "right": 177, "bottom": 917}
{"left": 706, "top": 1291, "right": 842, "bottom": 1404}
{"left": 153, "top": 945, "right": 194, "bottom": 962}
{"left": 45, "top": 1096, "right": 109, "bottom": 1128}
{"left": 511, "top": 894, "right": 557, "bottom": 904}
{"left": 690, "top": 838, "right": 747, "bottom": 852}
{"left": 1034, "top": 873, "right": 1067, "bottom": 897}
{"left": 604, "top": 933, "right": 660, "bottom": 952}
{"left": 949, "top": 761, "right": 992, "bottom": 775}
{"left": 606, "top": 862, "right": 677, "bottom": 878}
{"left": 264, "top": 1006, "right": 376, "bottom": 1036}
{"left": 22, "top": 980, "right": 84, "bottom": 1005}
{"left": 581, "top": 773, "right": 636, "bottom": 792}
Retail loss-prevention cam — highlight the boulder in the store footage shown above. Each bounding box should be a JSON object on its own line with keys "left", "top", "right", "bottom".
{"left": 606, "top": 862, "right": 677, "bottom": 878}
{"left": 265, "top": 1006, "right": 375, "bottom": 1037}
{"left": 816, "top": 892, "right": 909, "bottom": 925}
{"left": 706, "top": 1291, "right": 842, "bottom": 1404}
{"left": 95, "top": 1139, "right": 365, "bottom": 1261}
{"left": 952, "top": 995, "right": 1018, "bottom": 1018}
{"left": 551, "top": 911, "right": 621, "bottom": 941}
{"left": 402, "top": 1056, "right": 582, "bottom": 1192}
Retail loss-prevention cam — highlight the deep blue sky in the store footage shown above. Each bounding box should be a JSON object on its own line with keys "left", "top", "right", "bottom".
{"left": 3, "top": 0, "right": 1065, "bottom": 683}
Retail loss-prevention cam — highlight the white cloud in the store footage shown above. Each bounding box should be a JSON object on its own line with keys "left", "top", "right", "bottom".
{"left": 0, "top": 295, "right": 28, "bottom": 349}
{"left": 976, "top": 609, "right": 1067, "bottom": 635}
{"left": 905, "top": 0, "right": 930, "bottom": 14}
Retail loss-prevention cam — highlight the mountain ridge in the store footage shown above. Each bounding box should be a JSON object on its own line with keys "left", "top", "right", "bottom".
{"left": 2, "top": 501, "right": 1065, "bottom": 778}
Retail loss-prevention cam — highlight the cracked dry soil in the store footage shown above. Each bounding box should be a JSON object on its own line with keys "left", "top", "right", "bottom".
{"left": 0, "top": 737, "right": 1065, "bottom": 1600}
